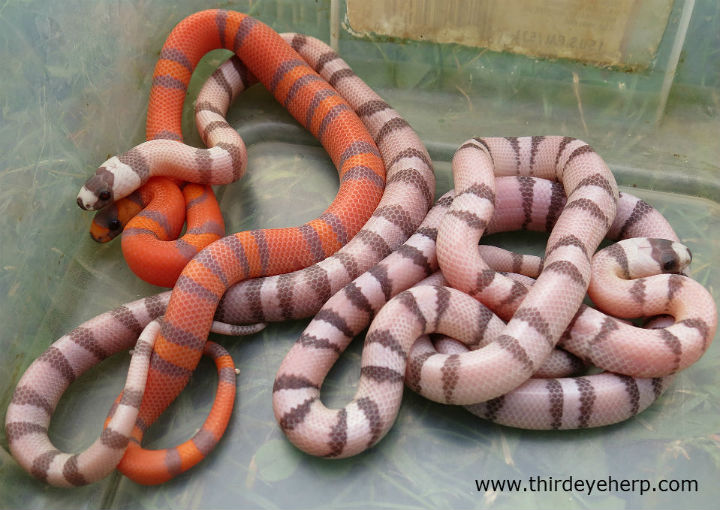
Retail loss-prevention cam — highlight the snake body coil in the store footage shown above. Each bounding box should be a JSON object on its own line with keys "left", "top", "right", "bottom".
{"left": 4, "top": 10, "right": 716, "bottom": 488}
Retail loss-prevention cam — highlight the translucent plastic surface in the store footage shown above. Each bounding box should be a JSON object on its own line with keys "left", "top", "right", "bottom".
{"left": 1, "top": 1, "right": 718, "bottom": 509}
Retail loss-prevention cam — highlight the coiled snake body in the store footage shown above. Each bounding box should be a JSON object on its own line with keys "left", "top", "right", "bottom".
{"left": 272, "top": 138, "right": 716, "bottom": 457}
{"left": 98, "top": 10, "right": 391, "bottom": 486}
{"left": 5, "top": 10, "right": 716, "bottom": 488}
{"left": 91, "top": 178, "right": 226, "bottom": 287}
{"left": 6, "top": 21, "right": 435, "bottom": 485}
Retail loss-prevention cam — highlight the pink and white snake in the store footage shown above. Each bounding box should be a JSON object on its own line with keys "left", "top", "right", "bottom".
{"left": 5, "top": 29, "right": 716, "bottom": 485}
{"left": 272, "top": 137, "right": 716, "bottom": 456}
{"left": 5, "top": 32, "right": 434, "bottom": 486}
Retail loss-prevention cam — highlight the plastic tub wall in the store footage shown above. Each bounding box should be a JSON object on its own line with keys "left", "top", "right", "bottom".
{"left": 1, "top": 1, "right": 718, "bottom": 509}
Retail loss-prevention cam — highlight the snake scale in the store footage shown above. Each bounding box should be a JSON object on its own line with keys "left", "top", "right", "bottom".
{"left": 6, "top": 19, "right": 434, "bottom": 485}
{"left": 5, "top": 9, "right": 717, "bottom": 488}
{"left": 91, "top": 178, "right": 226, "bottom": 287}
{"left": 273, "top": 137, "right": 715, "bottom": 457}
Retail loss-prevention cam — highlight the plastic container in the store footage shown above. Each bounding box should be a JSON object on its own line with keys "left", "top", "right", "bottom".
{"left": 1, "top": 1, "right": 717, "bottom": 509}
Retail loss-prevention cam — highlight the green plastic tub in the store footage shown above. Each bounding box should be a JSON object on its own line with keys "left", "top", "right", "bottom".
{"left": 1, "top": 1, "right": 718, "bottom": 508}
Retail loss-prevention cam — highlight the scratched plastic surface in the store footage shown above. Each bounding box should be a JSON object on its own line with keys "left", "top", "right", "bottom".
{"left": 1, "top": 1, "right": 718, "bottom": 509}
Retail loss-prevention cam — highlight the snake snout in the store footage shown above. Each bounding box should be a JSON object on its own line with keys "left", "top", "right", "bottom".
{"left": 679, "top": 245, "right": 692, "bottom": 271}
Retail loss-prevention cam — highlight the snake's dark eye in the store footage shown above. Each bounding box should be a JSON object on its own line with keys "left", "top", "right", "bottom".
{"left": 109, "top": 219, "right": 122, "bottom": 231}
{"left": 662, "top": 254, "right": 677, "bottom": 272}
{"left": 99, "top": 190, "right": 111, "bottom": 201}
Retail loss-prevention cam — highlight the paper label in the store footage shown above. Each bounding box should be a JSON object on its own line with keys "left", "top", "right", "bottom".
{"left": 346, "top": 0, "right": 673, "bottom": 69}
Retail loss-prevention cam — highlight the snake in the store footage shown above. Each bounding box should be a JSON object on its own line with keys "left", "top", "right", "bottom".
{"left": 7, "top": 13, "right": 715, "bottom": 484}
{"left": 6, "top": 173, "right": 707, "bottom": 482}
{"left": 100, "top": 9, "right": 392, "bottom": 485}
{"left": 91, "top": 178, "right": 225, "bottom": 287}
{"left": 87, "top": 50, "right": 263, "bottom": 287}
{"left": 4, "top": 315, "right": 236, "bottom": 486}
{"left": 271, "top": 138, "right": 716, "bottom": 457}
{"left": 5, "top": 20, "right": 435, "bottom": 485}
{"left": 434, "top": 138, "right": 715, "bottom": 378}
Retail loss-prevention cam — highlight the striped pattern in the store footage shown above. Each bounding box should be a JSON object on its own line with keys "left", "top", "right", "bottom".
{"left": 77, "top": 83, "right": 250, "bottom": 211}
{"left": 435, "top": 136, "right": 619, "bottom": 397}
{"left": 116, "top": 340, "right": 237, "bottom": 485}
{"left": 110, "top": 10, "right": 392, "bottom": 485}
{"left": 5, "top": 320, "right": 161, "bottom": 487}
{"left": 214, "top": 34, "right": 435, "bottom": 325}
{"left": 465, "top": 373, "right": 671, "bottom": 430}
{"left": 566, "top": 237, "right": 716, "bottom": 377}
{"left": 87, "top": 13, "right": 256, "bottom": 286}
{"left": 7, "top": 21, "right": 716, "bottom": 486}
{"left": 3, "top": 287, "right": 262, "bottom": 487}
{"left": 106, "top": 24, "right": 436, "bottom": 484}
{"left": 272, "top": 195, "right": 453, "bottom": 457}
{"left": 272, "top": 137, "right": 715, "bottom": 456}
{"left": 93, "top": 179, "right": 226, "bottom": 287}
{"left": 425, "top": 336, "right": 669, "bottom": 429}
{"left": 405, "top": 232, "right": 710, "bottom": 428}
{"left": 102, "top": 51, "right": 261, "bottom": 287}
{"left": 7, "top": 170, "right": 716, "bottom": 480}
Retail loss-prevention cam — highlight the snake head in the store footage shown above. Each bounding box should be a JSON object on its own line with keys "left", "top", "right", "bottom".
{"left": 651, "top": 238, "right": 692, "bottom": 274}
{"left": 89, "top": 192, "right": 144, "bottom": 242}
{"left": 77, "top": 167, "right": 115, "bottom": 210}
{"left": 90, "top": 210, "right": 124, "bottom": 242}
